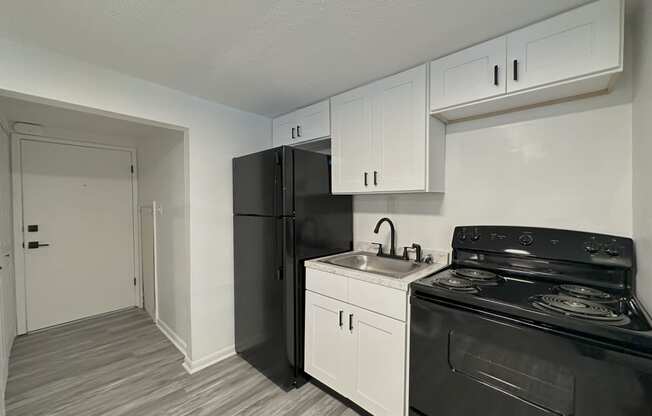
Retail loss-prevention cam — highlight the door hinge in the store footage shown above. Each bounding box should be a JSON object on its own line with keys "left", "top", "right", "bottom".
{"left": 130, "top": 165, "right": 134, "bottom": 174}
{"left": 133, "top": 277, "right": 137, "bottom": 286}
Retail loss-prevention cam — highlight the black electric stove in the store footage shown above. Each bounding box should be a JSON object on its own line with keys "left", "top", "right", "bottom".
{"left": 409, "top": 226, "right": 652, "bottom": 416}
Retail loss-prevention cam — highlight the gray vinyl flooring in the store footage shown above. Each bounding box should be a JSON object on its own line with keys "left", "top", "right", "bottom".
{"left": 5, "top": 308, "right": 360, "bottom": 416}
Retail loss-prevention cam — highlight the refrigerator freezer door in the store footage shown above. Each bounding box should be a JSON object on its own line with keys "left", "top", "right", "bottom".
{"left": 234, "top": 214, "right": 295, "bottom": 388}
{"left": 293, "top": 149, "right": 353, "bottom": 261}
{"left": 232, "top": 147, "right": 294, "bottom": 217}
{"left": 233, "top": 148, "right": 281, "bottom": 216}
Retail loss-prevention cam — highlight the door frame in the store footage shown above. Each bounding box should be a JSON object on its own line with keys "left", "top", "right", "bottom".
{"left": 11, "top": 133, "right": 141, "bottom": 335}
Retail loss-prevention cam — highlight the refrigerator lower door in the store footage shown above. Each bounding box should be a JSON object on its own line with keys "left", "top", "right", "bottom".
{"left": 234, "top": 215, "right": 295, "bottom": 389}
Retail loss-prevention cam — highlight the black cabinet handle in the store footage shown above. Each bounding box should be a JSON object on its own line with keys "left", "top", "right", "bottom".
{"left": 27, "top": 241, "right": 50, "bottom": 249}
{"left": 494, "top": 65, "right": 499, "bottom": 86}
{"left": 276, "top": 267, "right": 283, "bottom": 281}
{"left": 513, "top": 60, "right": 518, "bottom": 81}
{"left": 339, "top": 310, "right": 343, "bottom": 328}
{"left": 349, "top": 314, "right": 354, "bottom": 331}
{"left": 364, "top": 172, "right": 368, "bottom": 186}
{"left": 297, "top": 125, "right": 301, "bottom": 137}
{"left": 292, "top": 127, "right": 296, "bottom": 139}
{"left": 373, "top": 171, "right": 378, "bottom": 186}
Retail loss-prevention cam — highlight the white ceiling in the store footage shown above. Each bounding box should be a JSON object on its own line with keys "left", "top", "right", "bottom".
{"left": 0, "top": 95, "right": 182, "bottom": 142}
{"left": 0, "top": 0, "right": 593, "bottom": 117}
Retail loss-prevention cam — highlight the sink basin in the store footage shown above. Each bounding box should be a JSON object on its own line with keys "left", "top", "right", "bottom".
{"left": 321, "top": 251, "right": 428, "bottom": 279}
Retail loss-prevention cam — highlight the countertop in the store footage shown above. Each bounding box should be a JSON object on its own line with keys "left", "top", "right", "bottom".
{"left": 304, "top": 248, "right": 449, "bottom": 292}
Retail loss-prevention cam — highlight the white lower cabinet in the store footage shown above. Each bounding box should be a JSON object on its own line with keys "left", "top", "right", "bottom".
{"left": 305, "top": 290, "right": 351, "bottom": 397}
{"left": 348, "top": 303, "right": 406, "bottom": 416}
{"left": 305, "top": 289, "right": 406, "bottom": 416}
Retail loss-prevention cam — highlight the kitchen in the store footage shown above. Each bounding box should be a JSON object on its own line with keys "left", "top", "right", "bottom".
{"left": 0, "top": 0, "right": 650, "bottom": 415}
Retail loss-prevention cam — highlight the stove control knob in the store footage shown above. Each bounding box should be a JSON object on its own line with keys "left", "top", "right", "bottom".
{"left": 471, "top": 232, "right": 480, "bottom": 241}
{"left": 458, "top": 229, "right": 467, "bottom": 241}
{"left": 518, "top": 234, "right": 534, "bottom": 246}
{"left": 604, "top": 246, "right": 620, "bottom": 257}
{"left": 584, "top": 243, "right": 600, "bottom": 254}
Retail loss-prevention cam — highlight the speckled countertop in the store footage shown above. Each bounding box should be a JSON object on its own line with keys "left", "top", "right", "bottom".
{"left": 304, "top": 247, "right": 449, "bottom": 292}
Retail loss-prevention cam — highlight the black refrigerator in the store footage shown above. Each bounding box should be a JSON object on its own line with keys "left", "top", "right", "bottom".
{"left": 233, "top": 146, "right": 353, "bottom": 389}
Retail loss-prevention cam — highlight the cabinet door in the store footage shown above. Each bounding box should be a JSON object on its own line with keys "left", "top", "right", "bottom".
{"left": 430, "top": 37, "right": 507, "bottom": 111}
{"left": 507, "top": 0, "right": 623, "bottom": 93}
{"left": 304, "top": 291, "right": 350, "bottom": 396}
{"left": 296, "top": 100, "right": 330, "bottom": 142}
{"left": 348, "top": 304, "right": 406, "bottom": 416}
{"left": 331, "top": 85, "right": 374, "bottom": 194}
{"left": 272, "top": 112, "right": 298, "bottom": 147}
{"left": 372, "top": 65, "right": 428, "bottom": 192}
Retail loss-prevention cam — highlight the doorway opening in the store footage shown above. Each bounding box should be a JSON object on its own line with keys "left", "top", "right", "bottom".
{"left": 0, "top": 94, "right": 189, "bottom": 354}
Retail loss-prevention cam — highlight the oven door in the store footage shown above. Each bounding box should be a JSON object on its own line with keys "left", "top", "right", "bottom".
{"left": 409, "top": 295, "right": 652, "bottom": 416}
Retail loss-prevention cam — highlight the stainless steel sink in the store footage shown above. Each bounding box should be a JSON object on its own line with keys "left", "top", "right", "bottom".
{"left": 321, "top": 251, "right": 428, "bottom": 279}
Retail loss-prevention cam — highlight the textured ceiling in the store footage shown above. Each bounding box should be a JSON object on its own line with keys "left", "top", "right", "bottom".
{"left": 0, "top": 0, "right": 593, "bottom": 117}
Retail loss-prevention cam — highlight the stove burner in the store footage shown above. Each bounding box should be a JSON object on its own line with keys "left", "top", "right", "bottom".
{"left": 452, "top": 268, "right": 497, "bottom": 280}
{"left": 451, "top": 268, "right": 503, "bottom": 285}
{"left": 559, "top": 284, "right": 614, "bottom": 301}
{"left": 433, "top": 276, "right": 478, "bottom": 293}
{"left": 532, "top": 294, "right": 630, "bottom": 325}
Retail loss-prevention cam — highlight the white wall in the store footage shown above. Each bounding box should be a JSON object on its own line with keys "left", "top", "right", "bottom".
{"left": 0, "top": 118, "right": 16, "bottom": 416}
{"left": 0, "top": 38, "right": 271, "bottom": 364}
{"left": 632, "top": 0, "right": 652, "bottom": 312}
{"left": 137, "top": 134, "right": 188, "bottom": 344}
{"left": 355, "top": 104, "right": 633, "bottom": 251}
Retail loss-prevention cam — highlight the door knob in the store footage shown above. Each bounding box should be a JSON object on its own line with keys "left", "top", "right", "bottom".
{"left": 27, "top": 241, "right": 50, "bottom": 249}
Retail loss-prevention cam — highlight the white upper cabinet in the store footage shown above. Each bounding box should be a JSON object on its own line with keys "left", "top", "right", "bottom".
{"left": 430, "top": 0, "right": 624, "bottom": 122}
{"left": 272, "top": 100, "right": 330, "bottom": 147}
{"left": 374, "top": 66, "right": 428, "bottom": 193}
{"left": 272, "top": 112, "right": 298, "bottom": 147}
{"left": 331, "top": 84, "right": 375, "bottom": 193}
{"left": 295, "top": 100, "right": 330, "bottom": 142}
{"left": 331, "top": 64, "right": 445, "bottom": 194}
{"left": 430, "top": 36, "right": 507, "bottom": 112}
{"left": 507, "top": 0, "right": 623, "bottom": 93}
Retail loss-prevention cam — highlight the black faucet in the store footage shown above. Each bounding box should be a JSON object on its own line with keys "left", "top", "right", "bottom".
{"left": 373, "top": 217, "right": 397, "bottom": 258}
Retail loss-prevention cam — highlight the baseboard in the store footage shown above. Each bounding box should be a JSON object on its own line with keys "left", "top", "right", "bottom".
{"left": 182, "top": 345, "right": 236, "bottom": 375}
{"left": 156, "top": 319, "right": 187, "bottom": 357}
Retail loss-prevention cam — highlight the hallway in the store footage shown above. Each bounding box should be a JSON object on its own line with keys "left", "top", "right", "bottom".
{"left": 5, "top": 309, "right": 359, "bottom": 416}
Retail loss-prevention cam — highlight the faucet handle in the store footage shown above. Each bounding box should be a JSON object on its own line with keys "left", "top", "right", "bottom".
{"left": 371, "top": 242, "right": 383, "bottom": 256}
{"left": 411, "top": 243, "right": 422, "bottom": 263}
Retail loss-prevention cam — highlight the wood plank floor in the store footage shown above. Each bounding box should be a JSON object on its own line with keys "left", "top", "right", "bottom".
{"left": 5, "top": 309, "right": 361, "bottom": 416}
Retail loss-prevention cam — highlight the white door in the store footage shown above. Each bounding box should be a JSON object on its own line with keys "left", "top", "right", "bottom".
{"left": 349, "top": 304, "right": 406, "bottom": 416}
{"left": 507, "top": 0, "right": 623, "bottom": 93}
{"left": 373, "top": 65, "right": 428, "bottom": 192}
{"left": 331, "top": 85, "right": 374, "bottom": 193}
{"left": 304, "top": 291, "right": 350, "bottom": 396}
{"left": 21, "top": 139, "right": 136, "bottom": 331}
{"left": 296, "top": 100, "right": 330, "bottom": 142}
{"left": 430, "top": 37, "right": 507, "bottom": 111}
